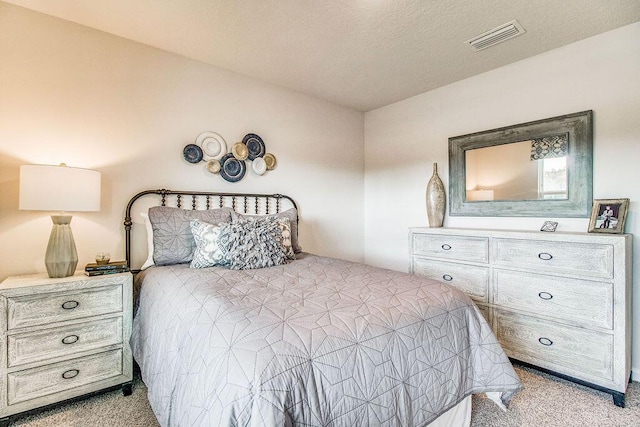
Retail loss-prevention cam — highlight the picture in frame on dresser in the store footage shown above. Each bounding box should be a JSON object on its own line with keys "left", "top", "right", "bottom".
{"left": 409, "top": 227, "right": 632, "bottom": 407}
{"left": 0, "top": 272, "right": 133, "bottom": 427}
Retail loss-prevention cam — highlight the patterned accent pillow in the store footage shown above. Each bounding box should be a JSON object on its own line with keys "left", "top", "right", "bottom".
{"left": 224, "top": 217, "right": 289, "bottom": 270}
{"left": 277, "top": 218, "right": 295, "bottom": 260}
{"left": 232, "top": 208, "right": 302, "bottom": 253}
{"left": 189, "top": 220, "right": 231, "bottom": 269}
{"left": 149, "top": 206, "right": 233, "bottom": 266}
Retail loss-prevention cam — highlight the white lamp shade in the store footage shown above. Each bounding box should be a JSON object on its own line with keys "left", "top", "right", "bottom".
{"left": 19, "top": 164, "right": 101, "bottom": 212}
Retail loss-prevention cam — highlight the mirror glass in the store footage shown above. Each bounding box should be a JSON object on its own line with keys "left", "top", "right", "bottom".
{"left": 464, "top": 136, "right": 568, "bottom": 202}
{"left": 448, "top": 111, "right": 593, "bottom": 217}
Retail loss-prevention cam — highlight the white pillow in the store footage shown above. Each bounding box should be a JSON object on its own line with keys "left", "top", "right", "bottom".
{"left": 140, "top": 212, "right": 155, "bottom": 270}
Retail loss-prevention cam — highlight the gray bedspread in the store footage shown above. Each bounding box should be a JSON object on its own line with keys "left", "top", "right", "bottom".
{"left": 131, "top": 254, "right": 521, "bottom": 426}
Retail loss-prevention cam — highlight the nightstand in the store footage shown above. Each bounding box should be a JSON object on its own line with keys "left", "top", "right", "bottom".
{"left": 0, "top": 271, "right": 133, "bottom": 426}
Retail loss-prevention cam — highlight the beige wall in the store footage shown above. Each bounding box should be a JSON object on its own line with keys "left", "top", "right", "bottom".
{"left": 364, "top": 22, "right": 640, "bottom": 374}
{"left": 0, "top": 3, "right": 365, "bottom": 278}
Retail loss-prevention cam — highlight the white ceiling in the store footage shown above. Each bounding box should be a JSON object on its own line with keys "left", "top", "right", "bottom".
{"left": 4, "top": 0, "right": 640, "bottom": 111}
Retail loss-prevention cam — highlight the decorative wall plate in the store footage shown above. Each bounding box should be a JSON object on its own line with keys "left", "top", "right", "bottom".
{"left": 263, "top": 153, "right": 277, "bottom": 170}
{"left": 196, "top": 132, "right": 227, "bottom": 160}
{"left": 183, "top": 144, "right": 203, "bottom": 163}
{"left": 252, "top": 157, "right": 267, "bottom": 175}
{"left": 206, "top": 159, "right": 221, "bottom": 174}
{"left": 232, "top": 142, "right": 249, "bottom": 161}
{"left": 243, "top": 133, "right": 266, "bottom": 160}
{"left": 219, "top": 153, "right": 246, "bottom": 182}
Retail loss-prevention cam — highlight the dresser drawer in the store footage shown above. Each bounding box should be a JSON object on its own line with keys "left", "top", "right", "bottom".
{"left": 494, "top": 270, "right": 613, "bottom": 329}
{"left": 7, "top": 349, "right": 123, "bottom": 405}
{"left": 493, "top": 238, "right": 614, "bottom": 279}
{"left": 7, "top": 317, "right": 123, "bottom": 368}
{"left": 413, "top": 258, "right": 489, "bottom": 303}
{"left": 495, "top": 310, "right": 613, "bottom": 382}
{"left": 7, "top": 284, "right": 123, "bottom": 330}
{"left": 412, "top": 234, "right": 488, "bottom": 263}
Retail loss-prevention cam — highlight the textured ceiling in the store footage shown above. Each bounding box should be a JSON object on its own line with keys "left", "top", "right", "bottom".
{"left": 4, "top": 0, "right": 640, "bottom": 111}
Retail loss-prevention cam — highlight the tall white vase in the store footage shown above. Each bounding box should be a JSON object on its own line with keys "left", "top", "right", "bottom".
{"left": 426, "top": 163, "right": 446, "bottom": 227}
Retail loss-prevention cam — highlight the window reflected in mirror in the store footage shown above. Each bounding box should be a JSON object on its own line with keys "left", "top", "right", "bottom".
{"left": 465, "top": 135, "right": 568, "bottom": 202}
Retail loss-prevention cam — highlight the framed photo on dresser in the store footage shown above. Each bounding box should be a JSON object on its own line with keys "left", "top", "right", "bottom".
{"left": 588, "top": 198, "right": 629, "bottom": 233}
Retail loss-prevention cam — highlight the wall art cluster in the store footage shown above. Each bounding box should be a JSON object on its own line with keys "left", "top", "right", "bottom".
{"left": 183, "top": 132, "right": 277, "bottom": 182}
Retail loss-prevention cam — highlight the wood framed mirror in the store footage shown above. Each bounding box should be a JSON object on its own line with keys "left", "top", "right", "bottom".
{"left": 449, "top": 110, "right": 593, "bottom": 217}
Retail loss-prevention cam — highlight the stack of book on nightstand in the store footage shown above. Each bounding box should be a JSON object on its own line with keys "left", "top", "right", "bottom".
{"left": 84, "top": 260, "right": 130, "bottom": 276}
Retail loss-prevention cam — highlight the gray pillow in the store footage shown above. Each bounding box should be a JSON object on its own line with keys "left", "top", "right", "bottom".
{"left": 232, "top": 208, "right": 301, "bottom": 253}
{"left": 149, "top": 206, "right": 233, "bottom": 265}
{"left": 224, "top": 217, "right": 288, "bottom": 270}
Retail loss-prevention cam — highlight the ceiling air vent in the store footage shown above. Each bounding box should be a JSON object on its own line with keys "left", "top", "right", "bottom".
{"left": 465, "top": 20, "right": 526, "bottom": 51}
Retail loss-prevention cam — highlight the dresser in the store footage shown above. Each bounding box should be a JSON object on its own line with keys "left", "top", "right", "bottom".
{"left": 0, "top": 272, "right": 133, "bottom": 425}
{"left": 409, "top": 227, "right": 632, "bottom": 407}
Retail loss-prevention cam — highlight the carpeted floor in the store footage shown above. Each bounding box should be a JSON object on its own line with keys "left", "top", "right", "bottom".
{"left": 10, "top": 365, "right": 640, "bottom": 426}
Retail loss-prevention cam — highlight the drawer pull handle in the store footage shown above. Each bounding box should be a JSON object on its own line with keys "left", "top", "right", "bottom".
{"left": 441, "top": 244, "right": 452, "bottom": 251}
{"left": 62, "top": 335, "right": 79, "bottom": 345}
{"left": 62, "top": 369, "right": 80, "bottom": 380}
{"left": 61, "top": 300, "right": 79, "bottom": 310}
{"left": 538, "top": 292, "right": 553, "bottom": 300}
{"left": 538, "top": 252, "right": 553, "bottom": 261}
{"left": 538, "top": 337, "right": 553, "bottom": 346}
{"left": 442, "top": 274, "right": 453, "bottom": 282}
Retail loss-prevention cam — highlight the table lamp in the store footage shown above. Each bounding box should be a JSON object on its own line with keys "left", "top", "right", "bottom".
{"left": 19, "top": 164, "right": 101, "bottom": 278}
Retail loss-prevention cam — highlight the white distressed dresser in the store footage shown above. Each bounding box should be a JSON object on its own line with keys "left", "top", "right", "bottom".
{"left": 0, "top": 271, "right": 133, "bottom": 425}
{"left": 409, "top": 227, "right": 632, "bottom": 407}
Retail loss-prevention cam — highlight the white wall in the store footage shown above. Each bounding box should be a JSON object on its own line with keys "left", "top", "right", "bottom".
{"left": 0, "top": 3, "right": 365, "bottom": 280}
{"left": 364, "top": 22, "right": 640, "bottom": 375}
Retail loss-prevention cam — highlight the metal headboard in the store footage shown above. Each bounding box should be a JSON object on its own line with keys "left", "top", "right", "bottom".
{"left": 124, "top": 189, "right": 298, "bottom": 270}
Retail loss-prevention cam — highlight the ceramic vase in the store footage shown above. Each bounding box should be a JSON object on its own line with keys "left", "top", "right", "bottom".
{"left": 426, "top": 163, "right": 446, "bottom": 227}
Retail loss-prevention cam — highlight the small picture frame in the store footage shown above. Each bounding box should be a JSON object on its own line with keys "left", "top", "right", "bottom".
{"left": 588, "top": 198, "right": 630, "bottom": 234}
{"left": 540, "top": 221, "right": 558, "bottom": 232}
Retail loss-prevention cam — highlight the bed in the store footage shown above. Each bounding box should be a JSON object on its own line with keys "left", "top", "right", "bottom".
{"left": 125, "top": 189, "right": 522, "bottom": 426}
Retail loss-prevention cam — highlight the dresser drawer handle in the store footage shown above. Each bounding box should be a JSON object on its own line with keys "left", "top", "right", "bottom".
{"left": 538, "top": 292, "right": 553, "bottom": 300}
{"left": 61, "top": 300, "right": 79, "bottom": 310}
{"left": 61, "top": 335, "right": 79, "bottom": 345}
{"left": 538, "top": 253, "right": 553, "bottom": 261}
{"left": 442, "top": 274, "right": 453, "bottom": 282}
{"left": 538, "top": 337, "right": 553, "bottom": 346}
{"left": 62, "top": 369, "right": 80, "bottom": 380}
{"left": 441, "top": 244, "right": 452, "bottom": 251}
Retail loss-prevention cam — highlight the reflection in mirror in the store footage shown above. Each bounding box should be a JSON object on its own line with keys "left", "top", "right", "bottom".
{"left": 465, "top": 135, "right": 568, "bottom": 202}
{"left": 448, "top": 110, "right": 592, "bottom": 217}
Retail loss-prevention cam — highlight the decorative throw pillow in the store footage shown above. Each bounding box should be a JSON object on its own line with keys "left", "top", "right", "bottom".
{"left": 189, "top": 220, "right": 230, "bottom": 269}
{"left": 276, "top": 218, "right": 295, "bottom": 260}
{"left": 232, "top": 208, "right": 302, "bottom": 253}
{"left": 224, "top": 217, "right": 289, "bottom": 270}
{"left": 149, "top": 206, "right": 234, "bottom": 265}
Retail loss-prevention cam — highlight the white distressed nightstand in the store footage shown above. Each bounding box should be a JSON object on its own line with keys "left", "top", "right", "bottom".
{"left": 0, "top": 271, "right": 133, "bottom": 426}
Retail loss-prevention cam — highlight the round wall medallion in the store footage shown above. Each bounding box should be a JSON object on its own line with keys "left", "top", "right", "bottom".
{"left": 219, "top": 153, "right": 246, "bottom": 182}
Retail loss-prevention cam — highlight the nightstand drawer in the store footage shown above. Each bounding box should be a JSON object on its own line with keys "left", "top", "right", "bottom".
{"left": 494, "top": 269, "right": 613, "bottom": 329}
{"left": 7, "top": 349, "right": 123, "bottom": 405}
{"left": 412, "top": 234, "right": 488, "bottom": 263}
{"left": 413, "top": 258, "right": 489, "bottom": 303}
{"left": 493, "top": 238, "right": 614, "bottom": 279}
{"left": 7, "top": 317, "right": 123, "bottom": 368}
{"left": 7, "top": 284, "right": 123, "bottom": 330}
{"left": 495, "top": 310, "right": 613, "bottom": 382}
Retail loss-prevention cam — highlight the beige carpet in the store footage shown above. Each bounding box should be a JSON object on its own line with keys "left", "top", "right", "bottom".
{"left": 10, "top": 365, "right": 640, "bottom": 426}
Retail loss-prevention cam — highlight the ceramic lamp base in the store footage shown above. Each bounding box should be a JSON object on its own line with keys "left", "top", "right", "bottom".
{"left": 45, "top": 215, "right": 78, "bottom": 278}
